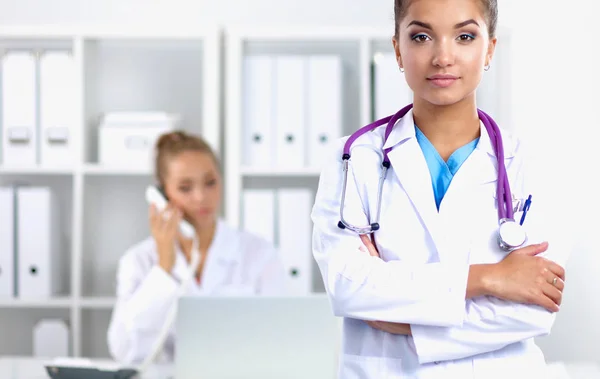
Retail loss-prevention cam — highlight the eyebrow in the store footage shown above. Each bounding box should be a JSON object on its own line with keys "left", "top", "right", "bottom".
{"left": 407, "top": 19, "right": 480, "bottom": 30}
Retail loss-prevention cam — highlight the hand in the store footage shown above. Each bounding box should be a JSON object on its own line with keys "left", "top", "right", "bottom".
{"left": 366, "top": 320, "right": 412, "bottom": 335}
{"left": 486, "top": 242, "right": 565, "bottom": 312}
{"left": 149, "top": 203, "right": 182, "bottom": 273}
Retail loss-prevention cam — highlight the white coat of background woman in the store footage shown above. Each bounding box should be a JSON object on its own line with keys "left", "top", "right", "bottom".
{"left": 107, "top": 131, "right": 286, "bottom": 364}
{"left": 311, "top": 0, "right": 571, "bottom": 378}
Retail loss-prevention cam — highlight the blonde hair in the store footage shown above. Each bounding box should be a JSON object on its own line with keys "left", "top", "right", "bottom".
{"left": 154, "top": 130, "right": 219, "bottom": 185}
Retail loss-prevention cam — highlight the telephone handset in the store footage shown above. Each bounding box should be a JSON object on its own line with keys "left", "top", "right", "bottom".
{"left": 145, "top": 185, "right": 195, "bottom": 239}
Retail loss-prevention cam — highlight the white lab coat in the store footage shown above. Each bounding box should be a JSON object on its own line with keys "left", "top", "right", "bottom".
{"left": 311, "top": 109, "right": 571, "bottom": 379}
{"left": 107, "top": 219, "right": 286, "bottom": 365}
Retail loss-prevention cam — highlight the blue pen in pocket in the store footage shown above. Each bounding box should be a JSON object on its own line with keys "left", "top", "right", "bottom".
{"left": 519, "top": 195, "right": 532, "bottom": 225}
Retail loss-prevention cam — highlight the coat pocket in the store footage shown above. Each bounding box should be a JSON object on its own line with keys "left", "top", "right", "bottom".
{"left": 339, "top": 354, "right": 404, "bottom": 379}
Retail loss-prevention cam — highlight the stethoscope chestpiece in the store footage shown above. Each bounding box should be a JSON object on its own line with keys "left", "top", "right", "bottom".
{"left": 497, "top": 218, "right": 528, "bottom": 252}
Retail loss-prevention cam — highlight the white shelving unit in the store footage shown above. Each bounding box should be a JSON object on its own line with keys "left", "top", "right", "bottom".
{"left": 0, "top": 25, "right": 221, "bottom": 358}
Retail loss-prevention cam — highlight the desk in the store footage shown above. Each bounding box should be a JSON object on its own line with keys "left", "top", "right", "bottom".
{"left": 0, "top": 357, "right": 173, "bottom": 379}
{"left": 1, "top": 357, "right": 599, "bottom": 378}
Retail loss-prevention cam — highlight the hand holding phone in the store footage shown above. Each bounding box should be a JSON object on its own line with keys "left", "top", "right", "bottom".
{"left": 145, "top": 186, "right": 195, "bottom": 239}
{"left": 146, "top": 186, "right": 196, "bottom": 273}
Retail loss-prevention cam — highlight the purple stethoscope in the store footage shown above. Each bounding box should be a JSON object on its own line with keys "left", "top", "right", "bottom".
{"left": 337, "top": 103, "right": 530, "bottom": 252}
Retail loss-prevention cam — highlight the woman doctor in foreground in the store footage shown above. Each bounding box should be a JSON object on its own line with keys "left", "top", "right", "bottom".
{"left": 311, "top": 0, "right": 570, "bottom": 378}
{"left": 107, "top": 131, "right": 286, "bottom": 364}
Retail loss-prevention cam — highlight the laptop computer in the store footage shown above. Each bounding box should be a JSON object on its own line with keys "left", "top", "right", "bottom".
{"left": 175, "top": 294, "right": 342, "bottom": 379}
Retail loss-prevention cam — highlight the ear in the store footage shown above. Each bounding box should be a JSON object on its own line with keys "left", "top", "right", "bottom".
{"left": 485, "top": 37, "right": 497, "bottom": 67}
{"left": 392, "top": 36, "right": 404, "bottom": 70}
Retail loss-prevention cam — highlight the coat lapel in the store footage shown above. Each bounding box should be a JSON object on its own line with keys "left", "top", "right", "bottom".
{"left": 197, "top": 220, "right": 241, "bottom": 292}
{"left": 383, "top": 110, "right": 444, "bottom": 254}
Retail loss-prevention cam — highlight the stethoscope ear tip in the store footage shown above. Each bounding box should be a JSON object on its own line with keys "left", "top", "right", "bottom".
{"left": 337, "top": 221, "right": 346, "bottom": 230}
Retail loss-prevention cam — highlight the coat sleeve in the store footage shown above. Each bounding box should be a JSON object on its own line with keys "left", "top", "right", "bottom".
{"left": 311, "top": 139, "right": 470, "bottom": 327}
{"left": 106, "top": 245, "right": 181, "bottom": 364}
{"left": 410, "top": 139, "right": 574, "bottom": 364}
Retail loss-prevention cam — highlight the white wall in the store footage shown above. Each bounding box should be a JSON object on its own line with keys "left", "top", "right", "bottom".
{"left": 0, "top": 0, "right": 597, "bottom": 364}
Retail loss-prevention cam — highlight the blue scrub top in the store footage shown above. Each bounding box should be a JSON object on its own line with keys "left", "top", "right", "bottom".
{"left": 414, "top": 125, "right": 479, "bottom": 210}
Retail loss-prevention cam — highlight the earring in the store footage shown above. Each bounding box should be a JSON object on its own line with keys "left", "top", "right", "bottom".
{"left": 400, "top": 67, "right": 405, "bottom": 73}
{"left": 484, "top": 64, "right": 491, "bottom": 71}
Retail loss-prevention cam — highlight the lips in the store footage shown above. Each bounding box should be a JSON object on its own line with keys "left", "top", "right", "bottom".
{"left": 427, "top": 74, "right": 459, "bottom": 88}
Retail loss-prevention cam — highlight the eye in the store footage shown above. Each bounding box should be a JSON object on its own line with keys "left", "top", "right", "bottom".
{"left": 206, "top": 179, "right": 217, "bottom": 187}
{"left": 178, "top": 186, "right": 192, "bottom": 193}
{"left": 411, "top": 33, "right": 431, "bottom": 43}
{"left": 457, "top": 33, "right": 476, "bottom": 42}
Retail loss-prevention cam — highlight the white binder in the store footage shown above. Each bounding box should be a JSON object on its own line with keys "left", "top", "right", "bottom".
{"left": 33, "top": 319, "right": 70, "bottom": 358}
{"left": 242, "top": 189, "right": 275, "bottom": 244}
{"left": 0, "top": 187, "right": 15, "bottom": 297}
{"left": 16, "top": 187, "right": 62, "bottom": 298}
{"left": 306, "top": 55, "right": 343, "bottom": 170}
{"left": 274, "top": 56, "right": 307, "bottom": 169}
{"left": 39, "top": 51, "right": 77, "bottom": 168}
{"left": 1, "top": 51, "right": 38, "bottom": 166}
{"left": 242, "top": 55, "right": 275, "bottom": 168}
{"left": 277, "top": 188, "right": 313, "bottom": 295}
{"left": 373, "top": 53, "right": 413, "bottom": 120}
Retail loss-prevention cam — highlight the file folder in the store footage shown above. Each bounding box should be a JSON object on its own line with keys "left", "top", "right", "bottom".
{"left": 1, "top": 51, "right": 38, "bottom": 166}
{"left": 0, "top": 187, "right": 15, "bottom": 297}
{"left": 39, "top": 51, "right": 77, "bottom": 167}
{"left": 242, "top": 55, "right": 275, "bottom": 168}
{"left": 242, "top": 189, "right": 275, "bottom": 244}
{"left": 273, "top": 56, "right": 306, "bottom": 169}
{"left": 277, "top": 188, "right": 313, "bottom": 295}
{"left": 307, "top": 55, "right": 343, "bottom": 170}
{"left": 16, "top": 186, "right": 62, "bottom": 298}
{"left": 372, "top": 53, "right": 412, "bottom": 120}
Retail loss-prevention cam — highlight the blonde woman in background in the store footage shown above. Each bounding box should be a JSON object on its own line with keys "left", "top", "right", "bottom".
{"left": 107, "top": 130, "right": 286, "bottom": 364}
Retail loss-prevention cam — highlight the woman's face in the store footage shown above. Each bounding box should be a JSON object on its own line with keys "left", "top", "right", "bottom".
{"left": 162, "top": 151, "right": 222, "bottom": 229}
{"left": 393, "top": 0, "right": 496, "bottom": 107}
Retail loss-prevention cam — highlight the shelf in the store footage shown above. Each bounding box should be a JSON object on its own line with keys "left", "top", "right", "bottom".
{"left": 80, "top": 297, "right": 116, "bottom": 309}
{"left": 240, "top": 166, "right": 322, "bottom": 177}
{"left": 82, "top": 164, "right": 152, "bottom": 176}
{"left": 0, "top": 166, "right": 74, "bottom": 175}
{"left": 0, "top": 297, "right": 73, "bottom": 308}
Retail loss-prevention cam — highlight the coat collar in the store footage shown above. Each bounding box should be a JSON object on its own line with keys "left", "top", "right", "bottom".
{"left": 382, "top": 108, "right": 517, "bottom": 159}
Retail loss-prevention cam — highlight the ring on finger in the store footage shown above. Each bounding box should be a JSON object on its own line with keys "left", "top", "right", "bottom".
{"left": 552, "top": 277, "right": 558, "bottom": 286}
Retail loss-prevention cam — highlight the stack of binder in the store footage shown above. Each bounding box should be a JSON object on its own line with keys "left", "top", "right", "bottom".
{"left": 0, "top": 50, "right": 76, "bottom": 168}
{"left": 0, "top": 186, "right": 63, "bottom": 298}
{"left": 242, "top": 54, "right": 343, "bottom": 171}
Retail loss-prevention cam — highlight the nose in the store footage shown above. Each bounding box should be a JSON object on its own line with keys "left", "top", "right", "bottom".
{"left": 192, "top": 187, "right": 206, "bottom": 203}
{"left": 432, "top": 38, "right": 455, "bottom": 68}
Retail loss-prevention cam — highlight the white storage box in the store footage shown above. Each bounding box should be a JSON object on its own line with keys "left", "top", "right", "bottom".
{"left": 98, "top": 112, "right": 180, "bottom": 169}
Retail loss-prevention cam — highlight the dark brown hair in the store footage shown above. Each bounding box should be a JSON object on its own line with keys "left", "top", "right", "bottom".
{"left": 154, "top": 130, "right": 219, "bottom": 185}
{"left": 394, "top": 0, "right": 498, "bottom": 38}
